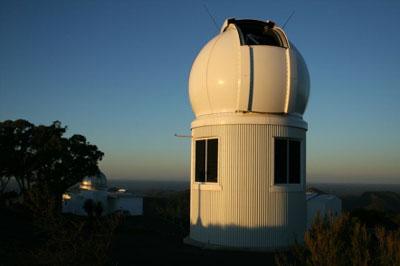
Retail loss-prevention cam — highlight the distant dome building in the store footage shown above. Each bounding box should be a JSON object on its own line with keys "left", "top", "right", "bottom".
{"left": 62, "top": 171, "right": 143, "bottom": 216}
{"left": 80, "top": 172, "right": 108, "bottom": 191}
{"left": 306, "top": 189, "right": 342, "bottom": 228}
{"left": 186, "top": 18, "right": 310, "bottom": 250}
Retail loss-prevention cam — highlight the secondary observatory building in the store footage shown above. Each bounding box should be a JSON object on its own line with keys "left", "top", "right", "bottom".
{"left": 187, "top": 18, "right": 310, "bottom": 249}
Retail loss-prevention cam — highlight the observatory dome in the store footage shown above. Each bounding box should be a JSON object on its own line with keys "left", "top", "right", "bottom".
{"left": 189, "top": 19, "right": 310, "bottom": 118}
{"left": 80, "top": 171, "right": 108, "bottom": 191}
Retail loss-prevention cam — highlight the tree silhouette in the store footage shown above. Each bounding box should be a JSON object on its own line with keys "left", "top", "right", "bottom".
{"left": 0, "top": 119, "right": 36, "bottom": 192}
{"left": 94, "top": 201, "right": 104, "bottom": 217}
{"left": 0, "top": 176, "right": 10, "bottom": 196}
{"left": 83, "top": 199, "right": 95, "bottom": 217}
{"left": 0, "top": 119, "right": 104, "bottom": 205}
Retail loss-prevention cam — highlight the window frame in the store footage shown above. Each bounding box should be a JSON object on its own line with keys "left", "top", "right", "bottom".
{"left": 271, "top": 137, "right": 304, "bottom": 192}
{"left": 193, "top": 137, "right": 220, "bottom": 186}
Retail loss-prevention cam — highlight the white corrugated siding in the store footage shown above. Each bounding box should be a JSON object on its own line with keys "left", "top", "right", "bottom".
{"left": 189, "top": 123, "right": 306, "bottom": 249}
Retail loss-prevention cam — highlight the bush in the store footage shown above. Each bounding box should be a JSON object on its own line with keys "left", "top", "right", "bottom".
{"left": 82, "top": 199, "right": 104, "bottom": 217}
{"left": 375, "top": 227, "right": 400, "bottom": 266}
{"left": 22, "top": 188, "right": 122, "bottom": 265}
{"left": 276, "top": 212, "right": 400, "bottom": 266}
{"left": 144, "top": 190, "right": 190, "bottom": 235}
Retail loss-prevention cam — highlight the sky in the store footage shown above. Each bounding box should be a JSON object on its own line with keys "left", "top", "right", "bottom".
{"left": 1, "top": 0, "right": 399, "bottom": 184}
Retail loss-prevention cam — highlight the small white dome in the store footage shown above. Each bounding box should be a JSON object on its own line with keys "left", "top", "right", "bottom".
{"left": 80, "top": 171, "right": 108, "bottom": 191}
{"left": 189, "top": 18, "right": 310, "bottom": 117}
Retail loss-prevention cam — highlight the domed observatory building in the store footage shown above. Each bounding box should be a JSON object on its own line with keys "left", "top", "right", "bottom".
{"left": 62, "top": 172, "right": 109, "bottom": 216}
{"left": 187, "top": 18, "right": 310, "bottom": 249}
{"left": 62, "top": 171, "right": 143, "bottom": 216}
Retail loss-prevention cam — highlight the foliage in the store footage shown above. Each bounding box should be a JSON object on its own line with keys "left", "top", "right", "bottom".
{"left": 276, "top": 212, "right": 400, "bottom": 266}
{"left": 94, "top": 201, "right": 104, "bottom": 217}
{"left": 22, "top": 188, "right": 122, "bottom": 266}
{"left": 145, "top": 190, "right": 190, "bottom": 235}
{"left": 0, "top": 176, "right": 10, "bottom": 195}
{"left": 375, "top": 227, "right": 400, "bottom": 265}
{"left": 83, "top": 199, "right": 95, "bottom": 217}
{"left": 0, "top": 119, "right": 104, "bottom": 198}
{"left": 83, "top": 199, "right": 104, "bottom": 217}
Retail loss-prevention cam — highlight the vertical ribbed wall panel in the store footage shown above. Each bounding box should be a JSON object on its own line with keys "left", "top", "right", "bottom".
{"left": 189, "top": 123, "right": 306, "bottom": 249}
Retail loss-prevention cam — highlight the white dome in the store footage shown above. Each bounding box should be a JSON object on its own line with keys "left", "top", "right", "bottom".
{"left": 189, "top": 18, "right": 310, "bottom": 117}
{"left": 80, "top": 171, "right": 108, "bottom": 191}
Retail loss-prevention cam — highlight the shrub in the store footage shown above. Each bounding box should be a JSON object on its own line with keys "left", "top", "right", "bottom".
{"left": 83, "top": 199, "right": 95, "bottom": 217}
{"left": 94, "top": 201, "right": 104, "bottom": 217}
{"left": 22, "top": 188, "right": 122, "bottom": 265}
{"left": 277, "top": 212, "right": 400, "bottom": 266}
{"left": 375, "top": 227, "right": 400, "bottom": 265}
{"left": 145, "top": 191, "right": 190, "bottom": 235}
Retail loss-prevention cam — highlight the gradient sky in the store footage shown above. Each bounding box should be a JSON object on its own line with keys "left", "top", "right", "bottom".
{"left": 1, "top": 0, "right": 399, "bottom": 183}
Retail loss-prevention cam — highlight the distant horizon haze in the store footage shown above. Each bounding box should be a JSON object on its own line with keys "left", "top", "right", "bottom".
{"left": 105, "top": 175, "right": 400, "bottom": 185}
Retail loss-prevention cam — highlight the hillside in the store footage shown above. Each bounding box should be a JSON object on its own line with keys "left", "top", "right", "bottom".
{"left": 342, "top": 191, "right": 400, "bottom": 213}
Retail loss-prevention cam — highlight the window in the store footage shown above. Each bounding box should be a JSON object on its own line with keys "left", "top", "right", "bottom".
{"left": 195, "top": 138, "right": 218, "bottom": 183}
{"left": 195, "top": 140, "right": 205, "bottom": 182}
{"left": 288, "top": 140, "right": 301, "bottom": 184}
{"left": 274, "top": 139, "right": 287, "bottom": 184}
{"left": 274, "top": 138, "right": 301, "bottom": 184}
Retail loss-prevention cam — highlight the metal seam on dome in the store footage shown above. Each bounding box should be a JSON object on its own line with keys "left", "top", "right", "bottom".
{"left": 247, "top": 47, "right": 254, "bottom": 111}
{"left": 234, "top": 24, "right": 243, "bottom": 112}
{"left": 284, "top": 48, "right": 291, "bottom": 113}
{"left": 205, "top": 35, "right": 222, "bottom": 113}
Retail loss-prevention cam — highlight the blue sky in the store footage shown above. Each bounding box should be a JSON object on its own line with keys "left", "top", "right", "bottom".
{"left": 1, "top": 0, "right": 399, "bottom": 183}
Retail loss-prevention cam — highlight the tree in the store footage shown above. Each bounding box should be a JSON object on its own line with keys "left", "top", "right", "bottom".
{"left": 0, "top": 119, "right": 104, "bottom": 203}
{"left": 23, "top": 189, "right": 121, "bottom": 265}
{"left": 0, "top": 119, "right": 36, "bottom": 192}
{"left": 94, "top": 201, "right": 104, "bottom": 217}
{"left": 83, "top": 199, "right": 95, "bottom": 217}
{"left": 0, "top": 176, "right": 10, "bottom": 196}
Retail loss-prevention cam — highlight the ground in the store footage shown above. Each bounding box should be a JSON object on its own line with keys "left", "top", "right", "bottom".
{"left": 111, "top": 215, "right": 276, "bottom": 265}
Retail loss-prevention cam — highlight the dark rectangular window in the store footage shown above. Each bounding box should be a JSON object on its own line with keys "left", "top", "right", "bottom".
{"left": 206, "top": 139, "right": 218, "bottom": 182}
{"left": 289, "top": 140, "right": 301, "bottom": 184}
{"left": 274, "top": 138, "right": 301, "bottom": 185}
{"left": 195, "top": 140, "right": 206, "bottom": 182}
{"left": 274, "top": 139, "right": 287, "bottom": 184}
{"left": 194, "top": 138, "right": 218, "bottom": 183}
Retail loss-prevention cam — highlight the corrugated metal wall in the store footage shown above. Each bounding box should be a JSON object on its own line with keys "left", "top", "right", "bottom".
{"left": 189, "top": 123, "right": 306, "bottom": 249}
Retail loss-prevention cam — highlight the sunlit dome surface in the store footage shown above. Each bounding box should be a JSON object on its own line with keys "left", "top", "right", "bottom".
{"left": 80, "top": 171, "right": 108, "bottom": 191}
{"left": 189, "top": 18, "right": 310, "bottom": 117}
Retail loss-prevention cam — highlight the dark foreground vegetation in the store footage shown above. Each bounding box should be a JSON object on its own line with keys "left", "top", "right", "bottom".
{"left": 0, "top": 190, "right": 277, "bottom": 265}
{"left": 276, "top": 213, "right": 400, "bottom": 266}
{"left": 0, "top": 190, "right": 121, "bottom": 265}
{"left": 2, "top": 189, "right": 400, "bottom": 265}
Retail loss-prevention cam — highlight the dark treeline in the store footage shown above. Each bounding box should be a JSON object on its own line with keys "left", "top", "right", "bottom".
{"left": 0, "top": 119, "right": 103, "bottom": 206}
{"left": 0, "top": 119, "right": 121, "bottom": 265}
